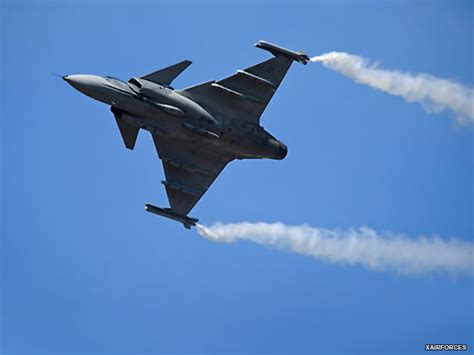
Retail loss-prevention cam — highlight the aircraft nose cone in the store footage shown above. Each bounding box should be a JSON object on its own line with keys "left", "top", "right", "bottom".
{"left": 63, "top": 74, "right": 110, "bottom": 103}
{"left": 63, "top": 74, "right": 94, "bottom": 89}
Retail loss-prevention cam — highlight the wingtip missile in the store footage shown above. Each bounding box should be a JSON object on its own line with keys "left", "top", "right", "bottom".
{"left": 255, "top": 40, "right": 309, "bottom": 65}
{"left": 144, "top": 204, "right": 198, "bottom": 229}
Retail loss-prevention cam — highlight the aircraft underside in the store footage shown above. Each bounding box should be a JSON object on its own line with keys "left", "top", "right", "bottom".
{"left": 64, "top": 40, "right": 307, "bottom": 228}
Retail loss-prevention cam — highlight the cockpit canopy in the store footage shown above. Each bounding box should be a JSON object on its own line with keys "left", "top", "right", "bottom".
{"left": 128, "top": 77, "right": 174, "bottom": 92}
{"left": 105, "top": 76, "right": 125, "bottom": 84}
{"left": 127, "top": 77, "right": 170, "bottom": 100}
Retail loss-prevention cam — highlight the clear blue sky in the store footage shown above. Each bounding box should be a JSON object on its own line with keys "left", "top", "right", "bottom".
{"left": 1, "top": 1, "right": 472, "bottom": 354}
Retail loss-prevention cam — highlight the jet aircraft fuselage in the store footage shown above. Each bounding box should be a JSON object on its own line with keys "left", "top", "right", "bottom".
{"left": 64, "top": 74, "right": 288, "bottom": 161}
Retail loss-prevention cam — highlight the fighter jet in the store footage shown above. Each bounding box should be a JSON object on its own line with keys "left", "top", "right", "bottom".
{"left": 64, "top": 41, "right": 309, "bottom": 229}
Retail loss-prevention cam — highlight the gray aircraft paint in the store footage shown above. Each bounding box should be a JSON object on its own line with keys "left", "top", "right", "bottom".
{"left": 64, "top": 41, "right": 308, "bottom": 228}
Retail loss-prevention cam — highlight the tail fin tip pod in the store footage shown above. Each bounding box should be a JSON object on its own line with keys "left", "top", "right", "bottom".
{"left": 255, "top": 40, "right": 309, "bottom": 65}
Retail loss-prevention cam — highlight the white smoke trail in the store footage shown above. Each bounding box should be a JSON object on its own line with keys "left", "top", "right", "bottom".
{"left": 311, "top": 52, "right": 474, "bottom": 124}
{"left": 196, "top": 222, "right": 474, "bottom": 275}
